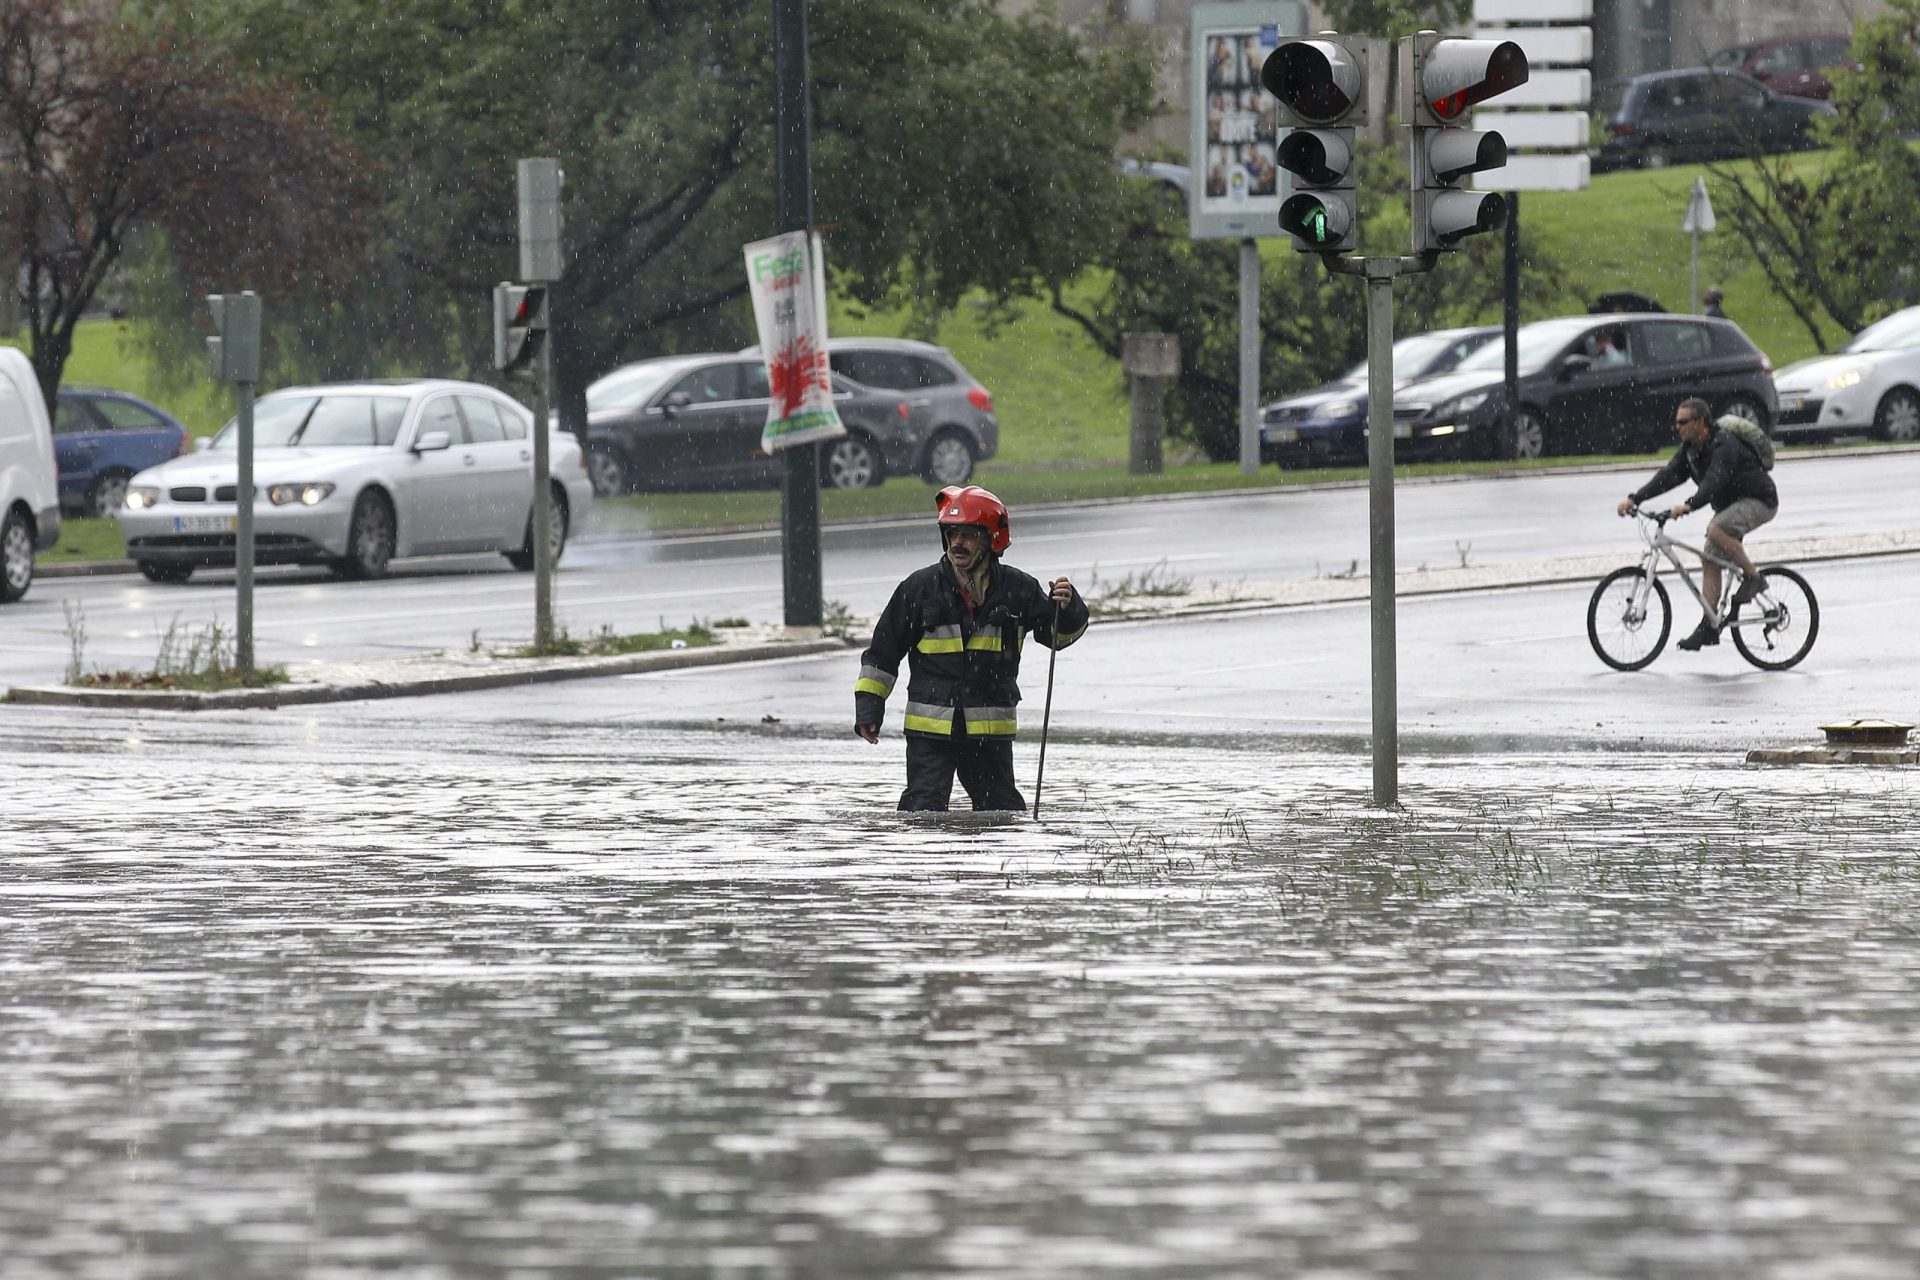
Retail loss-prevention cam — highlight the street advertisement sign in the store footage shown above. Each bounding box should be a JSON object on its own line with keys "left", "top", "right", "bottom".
{"left": 1189, "top": 1, "right": 1306, "bottom": 240}
{"left": 743, "top": 230, "right": 845, "bottom": 454}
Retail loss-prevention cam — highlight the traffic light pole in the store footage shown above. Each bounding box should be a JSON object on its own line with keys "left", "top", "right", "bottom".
{"left": 1325, "top": 252, "right": 1437, "bottom": 809}
{"left": 531, "top": 340, "right": 554, "bottom": 650}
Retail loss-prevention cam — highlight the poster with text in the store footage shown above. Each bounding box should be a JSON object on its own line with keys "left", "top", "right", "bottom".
{"left": 743, "top": 230, "right": 846, "bottom": 454}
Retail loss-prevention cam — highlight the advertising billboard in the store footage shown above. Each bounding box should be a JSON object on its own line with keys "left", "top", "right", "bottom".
{"left": 1189, "top": 1, "right": 1307, "bottom": 240}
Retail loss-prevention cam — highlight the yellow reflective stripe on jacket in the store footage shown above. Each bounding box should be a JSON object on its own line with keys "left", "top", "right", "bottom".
{"left": 903, "top": 702, "right": 956, "bottom": 735}
{"left": 915, "top": 623, "right": 965, "bottom": 654}
{"left": 965, "top": 632, "right": 1003, "bottom": 652}
{"left": 1052, "top": 615, "right": 1088, "bottom": 645}
{"left": 855, "top": 664, "right": 896, "bottom": 698}
{"left": 964, "top": 706, "right": 1018, "bottom": 737}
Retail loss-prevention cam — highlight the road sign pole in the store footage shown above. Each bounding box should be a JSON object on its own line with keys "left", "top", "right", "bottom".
{"left": 1239, "top": 238, "right": 1260, "bottom": 476}
{"left": 517, "top": 158, "right": 563, "bottom": 652}
{"left": 235, "top": 377, "right": 254, "bottom": 672}
{"left": 775, "top": 0, "right": 822, "bottom": 629}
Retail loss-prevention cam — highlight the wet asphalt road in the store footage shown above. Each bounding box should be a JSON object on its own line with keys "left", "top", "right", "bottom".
{"left": 10, "top": 449, "right": 1919, "bottom": 690}
{"left": 4, "top": 708, "right": 1920, "bottom": 1278}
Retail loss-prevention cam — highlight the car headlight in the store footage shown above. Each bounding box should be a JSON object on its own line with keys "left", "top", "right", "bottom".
{"left": 123, "top": 486, "right": 161, "bottom": 511}
{"left": 267, "top": 483, "right": 336, "bottom": 507}
{"left": 1316, "top": 397, "right": 1363, "bottom": 419}
{"left": 1823, "top": 367, "right": 1865, "bottom": 390}
{"left": 1436, "top": 390, "right": 1492, "bottom": 418}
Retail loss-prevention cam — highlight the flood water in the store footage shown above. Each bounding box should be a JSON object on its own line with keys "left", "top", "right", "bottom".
{"left": 4, "top": 710, "right": 1919, "bottom": 1278}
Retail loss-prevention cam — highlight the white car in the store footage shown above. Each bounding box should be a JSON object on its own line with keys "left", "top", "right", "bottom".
{"left": 1772, "top": 306, "right": 1920, "bottom": 442}
{"left": 117, "top": 379, "right": 593, "bottom": 583}
{"left": 0, "top": 346, "right": 61, "bottom": 603}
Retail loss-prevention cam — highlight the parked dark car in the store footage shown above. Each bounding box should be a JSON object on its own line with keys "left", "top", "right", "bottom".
{"left": 1388, "top": 314, "right": 1777, "bottom": 461}
{"left": 582, "top": 353, "right": 923, "bottom": 494}
{"left": 741, "top": 337, "right": 1000, "bottom": 487}
{"left": 1709, "top": 33, "right": 1856, "bottom": 101}
{"left": 1259, "top": 326, "right": 1501, "bottom": 468}
{"left": 1593, "top": 68, "right": 1835, "bottom": 173}
{"left": 53, "top": 387, "right": 189, "bottom": 517}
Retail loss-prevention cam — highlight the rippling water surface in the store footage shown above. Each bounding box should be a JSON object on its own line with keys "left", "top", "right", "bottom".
{"left": 4, "top": 712, "right": 1919, "bottom": 1278}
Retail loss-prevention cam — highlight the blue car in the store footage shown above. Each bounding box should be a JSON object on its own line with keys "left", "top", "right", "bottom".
{"left": 54, "top": 388, "right": 190, "bottom": 517}
{"left": 1260, "top": 326, "right": 1501, "bottom": 469}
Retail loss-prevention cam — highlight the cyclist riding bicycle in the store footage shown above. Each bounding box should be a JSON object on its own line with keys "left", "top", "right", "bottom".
{"left": 1614, "top": 396, "right": 1778, "bottom": 652}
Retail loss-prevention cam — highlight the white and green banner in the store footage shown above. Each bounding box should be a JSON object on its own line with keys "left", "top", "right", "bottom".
{"left": 743, "top": 230, "right": 846, "bottom": 454}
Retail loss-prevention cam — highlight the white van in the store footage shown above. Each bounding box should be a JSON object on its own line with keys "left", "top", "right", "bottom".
{"left": 0, "top": 347, "right": 61, "bottom": 603}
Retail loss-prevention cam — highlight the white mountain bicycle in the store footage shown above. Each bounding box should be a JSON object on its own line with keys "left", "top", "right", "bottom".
{"left": 1587, "top": 508, "right": 1819, "bottom": 671}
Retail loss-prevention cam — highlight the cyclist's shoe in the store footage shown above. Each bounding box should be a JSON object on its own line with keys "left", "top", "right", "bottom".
{"left": 1731, "top": 574, "right": 1764, "bottom": 608}
{"left": 1676, "top": 618, "right": 1721, "bottom": 651}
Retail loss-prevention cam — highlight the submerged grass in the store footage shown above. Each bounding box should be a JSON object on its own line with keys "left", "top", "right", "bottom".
{"left": 505, "top": 622, "right": 717, "bottom": 659}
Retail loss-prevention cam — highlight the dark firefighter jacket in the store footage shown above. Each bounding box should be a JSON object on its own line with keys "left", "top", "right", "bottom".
{"left": 855, "top": 558, "right": 1090, "bottom": 739}
{"left": 1629, "top": 422, "right": 1777, "bottom": 514}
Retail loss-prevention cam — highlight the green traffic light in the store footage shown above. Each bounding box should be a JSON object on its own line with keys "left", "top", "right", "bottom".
{"left": 1279, "top": 194, "right": 1347, "bottom": 248}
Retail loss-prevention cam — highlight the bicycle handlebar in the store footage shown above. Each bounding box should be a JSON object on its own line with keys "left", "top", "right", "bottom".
{"left": 1622, "top": 505, "right": 1672, "bottom": 527}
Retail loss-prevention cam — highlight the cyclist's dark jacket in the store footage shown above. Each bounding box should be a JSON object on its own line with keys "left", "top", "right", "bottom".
{"left": 855, "top": 558, "right": 1089, "bottom": 739}
{"left": 1629, "top": 422, "right": 1777, "bottom": 514}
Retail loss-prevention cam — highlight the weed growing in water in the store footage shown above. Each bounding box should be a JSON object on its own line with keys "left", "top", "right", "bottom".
{"left": 62, "top": 600, "right": 87, "bottom": 685}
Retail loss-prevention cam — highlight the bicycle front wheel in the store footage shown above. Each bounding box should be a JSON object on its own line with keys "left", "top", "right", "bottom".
{"left": 1730, "top": 566, "right": 1819, "bottom": 671}
{"left": 1588, "top": 566, "right": 1671, "bottom": 671}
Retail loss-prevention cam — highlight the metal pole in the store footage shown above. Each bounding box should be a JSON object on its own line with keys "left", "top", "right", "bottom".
{"left": 531, "top": 339, "right": 554, "bottom": 650}
{"left": 1238, "top": 238, "right": 1260, "bottom": 476}
{"left": 1503, "top": 191, "right": 1519, "bottom": 449}
{"left": 1690, "top": 228, "right": 1700, "bottom": 315}
{"left": 775, "top": 0, "right": 822, "bottom": 628}
{"left": 1365, "top": 269, "right": 1397, "bottom": 808}
{"left": 235, "top": 379, "right": 254, "bottom": 673}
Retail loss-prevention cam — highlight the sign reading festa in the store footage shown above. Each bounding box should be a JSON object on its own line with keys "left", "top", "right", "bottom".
{"left": 743, "top": 230, "right": 846, "bottom": 454}
{"left": 1188, "top": 1, "right": 1307, "bottom": 240}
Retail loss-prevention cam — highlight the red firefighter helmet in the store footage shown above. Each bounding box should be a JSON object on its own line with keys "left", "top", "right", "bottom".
{"left": 934, "top": 485, "right": 1011, "bottom": 553}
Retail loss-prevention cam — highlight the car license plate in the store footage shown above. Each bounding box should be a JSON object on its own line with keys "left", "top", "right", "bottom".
{"left": 172, "top": 515, "right": 235, "bottom": 533}
{"left": 1393, "top": 422, "right": 1413, "bottom": 439}
{"left": 1778, "top": 395, "right": 1804, "bottom": 413}
{"left": 1264, "top": 427, "right": 1298, "bottom": 444}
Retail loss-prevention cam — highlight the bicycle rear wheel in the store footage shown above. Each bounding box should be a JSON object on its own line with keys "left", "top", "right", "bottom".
{"left": 1588, "top": 567, "right": 1671, "bottom": 671}
{"left": 1730, "top": 566, "right": 1818, "bottom": 670}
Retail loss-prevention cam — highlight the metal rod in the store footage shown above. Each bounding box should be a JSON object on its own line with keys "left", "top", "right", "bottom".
{"left": 1031, "top": 601, "right": 1060, "bottom": 821}
{"left": 1504, "top": 191, "right": 1519, "bottom": 449}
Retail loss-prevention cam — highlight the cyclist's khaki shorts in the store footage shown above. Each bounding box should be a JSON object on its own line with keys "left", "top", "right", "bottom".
{"left": 1711, "top": 497, "right": 1777, "bottom": 540}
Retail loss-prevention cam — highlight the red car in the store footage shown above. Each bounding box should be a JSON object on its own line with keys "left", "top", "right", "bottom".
{"left": 1708, "top": 33, "right": 1856, "bottom": 101}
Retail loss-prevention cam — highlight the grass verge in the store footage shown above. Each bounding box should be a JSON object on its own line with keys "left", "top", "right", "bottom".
{"left": 505, "top": 622, "right": 718, "bottom": 659}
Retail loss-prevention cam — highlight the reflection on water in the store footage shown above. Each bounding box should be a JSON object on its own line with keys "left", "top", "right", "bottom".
{"left": 3, "top": 713, "right": 1919, "bottom": 1278}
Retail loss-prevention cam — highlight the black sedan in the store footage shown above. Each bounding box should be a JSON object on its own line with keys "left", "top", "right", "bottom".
{"left": 1389, "top": 314, "right": 1777, "bottom": 461}
{"left": 580, "top": 353, "right": 915, "bottom": 494}
{"left": 1593, "top": 68, "right": 1834, "bottom": 173}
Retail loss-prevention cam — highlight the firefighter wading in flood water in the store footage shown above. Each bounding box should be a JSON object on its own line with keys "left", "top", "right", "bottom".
{"left": 855, "top": 486, "right": 1089, "bottom": 812}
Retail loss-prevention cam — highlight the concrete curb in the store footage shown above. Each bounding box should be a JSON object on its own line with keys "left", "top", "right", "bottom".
{"left": 6, "top": 637, "right": 852, "bottom": 712}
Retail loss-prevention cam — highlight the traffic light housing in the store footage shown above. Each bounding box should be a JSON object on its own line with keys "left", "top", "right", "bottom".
{"left": 1402, "top": 32, "right": 1529, "bottom": 255}
{"left": 206, "top": 292, "right": 261, "bottom": 383}
{"left": 1260, "top": 36, "right": 1367, "bottom": 254}
{"left": 493, "top": 282, "right": 548, "bottom": 375}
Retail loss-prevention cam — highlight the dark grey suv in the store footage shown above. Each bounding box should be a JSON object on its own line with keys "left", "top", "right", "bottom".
{"left": 582, "top": 353, "right": 923, "bottom": 494}
{"left": 1593, "top": 68, "right": 1834, "bottom": 172}
{"left": 822, "top": 339, "right": 999, "bottom": 486}
{"left": 1389, "top": 314, "right": 1777, "bottom": 461}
